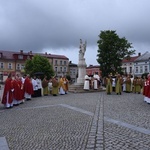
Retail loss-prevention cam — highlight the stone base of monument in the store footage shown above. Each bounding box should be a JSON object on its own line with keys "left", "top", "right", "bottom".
{"left": 69, "top": 83, "right": 105, "bottom": 93}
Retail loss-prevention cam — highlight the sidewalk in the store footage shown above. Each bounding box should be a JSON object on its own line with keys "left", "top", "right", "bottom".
{"left": 0, "top": 91, "right": 150, "bottom": 150}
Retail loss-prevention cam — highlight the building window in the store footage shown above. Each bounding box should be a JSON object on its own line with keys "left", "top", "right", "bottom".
{"left": 55, "top": 67, "right": 57, "bottom": 72}
{"left": 64, "top": 67, "right": 66, "bottom": 72}
{"left": 21, "top": 64, "right": 24, "bottom": 70}
{"left": 144, "top": 66, "right": 148, "bottom": 73}
{"left": 140, "top": 66, "right": 143, "bottom": 73}
{"left": 18, "top": 55, "right": 23, "bottom": 59}
{"left": 73, "top": 69, "right": 76, "bottom": 75}
{"left": 8, "top": 63, "right": 12, "bottom": 69}
{"left": 16, "top": 64, "right": 20, "bottom": 70}
{"left": 123, "top": 67, "right": 126, "bottom": 73}
{"left": 129, "top": 67, "right": 132, "bottom": 73}
{"left": 135, "top": 67, "right": 138, "bottom": 73}
{"left": 60, "top": 60, "right": 62, "bottom": 65}
{"left": 0, "top": 62, "right": 4, "bottom": 69}
{"left": 60, "top": 67, "right": 62, "bottom": 72}
{"left": 64, "top": 61, "right": 66, "bottom": 65}
{"left": 55, "top": 60, "right": 58, "bottom": 65}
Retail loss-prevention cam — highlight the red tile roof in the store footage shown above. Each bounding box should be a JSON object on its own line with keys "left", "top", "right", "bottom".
{"left": 122, "top": 56, "right": 139, "bottom": 63}
{"left": 0, "top": 50, "right": 69, "bottom": 60}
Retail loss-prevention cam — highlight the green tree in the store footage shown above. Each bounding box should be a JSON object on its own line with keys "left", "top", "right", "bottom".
{"left": 24, "top": 55, "right": 54, "bottom": 79}
{"left": 97, "top": 30, "right": 135, "bottom": 77}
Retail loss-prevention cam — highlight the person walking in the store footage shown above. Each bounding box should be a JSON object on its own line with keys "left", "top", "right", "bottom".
{"left": 1, "top": 73, "right": 14, "bottom": 108}
{"left": 115, "top": 74, "right": 123, "bottom": 95}
{"left": 125, "top": 75, "right": 131, "bottom": 93}
{"left": 83, "top": 74, "right": 91, "bottom": 90}
{"left": 59, "top": 76, "right": 66, "bottom": 95}
{"left": 36, "top": 76, "right": 42, "bottom": 97}
{"left": 12, "top": 74, "right": 23, "bottom": 106}
{"left": 24, "top": 74, "right": 33, "bottom": 100}
{"left": 93, "top": 72, "right": 100, "bottom": 90}
{"left": 51, "top": 76, "right": 59, "bottom": 96}
{"left": 42, "top": 75, "right": 49, "bottom": 96}
{"left": 105, "top": 74, "right": 112, "bottom": 95}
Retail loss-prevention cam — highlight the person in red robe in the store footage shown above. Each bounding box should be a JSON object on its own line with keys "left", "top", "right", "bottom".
{"left": 1, "top": 73, "right": 14, "bottom": 108}
{"left": 146, "top": 74, "right": 150, "bottom": 104}
{"left": 24, "top": 74, "right": 33, "bottom": 100}
{"left": 18, "top": 75, "right": 25, "bottom": 103}
{"left": 12, "top": 74, "right": 23, "bottom": 105}
{"left": 143, "top": 74, "right": 150, "bottom": 104}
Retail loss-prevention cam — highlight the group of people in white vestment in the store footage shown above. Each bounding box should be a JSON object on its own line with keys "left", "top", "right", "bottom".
{"left": 84, "top": 72, "right": 101, "bottom": 90}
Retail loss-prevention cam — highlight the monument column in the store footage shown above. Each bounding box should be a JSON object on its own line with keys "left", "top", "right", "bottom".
{"left": 77, "top": 39, "right": 87, "bottom": 84}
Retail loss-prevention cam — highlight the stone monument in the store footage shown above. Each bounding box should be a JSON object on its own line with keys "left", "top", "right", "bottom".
{"left": 68, "top": 39, "right": 87, "bottom": 93}
{"left": 77, "top": 39, "right": 87, "bottom": 84}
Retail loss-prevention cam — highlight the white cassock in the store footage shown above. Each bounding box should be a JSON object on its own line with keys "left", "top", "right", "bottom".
{"left": 122, "top": 77, "right": 126, "bottom": 92}
{"left": 130, "top": 78, "right": 134, "bottom": 92}
{"left": 83, "top": 75, "right": 91, "bottom": 90}
{"left": 93, "top": 74, "right": 100, "bottom": 90}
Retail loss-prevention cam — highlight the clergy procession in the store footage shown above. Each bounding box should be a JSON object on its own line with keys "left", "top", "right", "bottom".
{"left": 83, "top": 72, "right": 150, "bottom": 104}
{"left": 1, "top": 73, "right": 69, "bottom": 109}
{"left": 1, "top": 71, "right": 150, "bottom": 109}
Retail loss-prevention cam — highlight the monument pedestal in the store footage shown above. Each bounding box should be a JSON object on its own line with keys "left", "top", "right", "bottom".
{"left": 77, "top": 58, "right": 86, "bottom": 84}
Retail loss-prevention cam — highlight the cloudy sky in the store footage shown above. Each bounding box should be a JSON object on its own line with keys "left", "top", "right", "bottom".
{"left": 0, "top": 0, "right": 150, "bottom": 65}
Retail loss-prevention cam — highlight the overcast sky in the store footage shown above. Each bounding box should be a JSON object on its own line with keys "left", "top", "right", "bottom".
{"left": 0, "top": 0, "right": 150, "bottom": 66}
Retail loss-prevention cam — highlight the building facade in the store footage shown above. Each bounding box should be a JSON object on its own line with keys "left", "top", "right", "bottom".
{"left": 122, "top": 54, "right": 140, "bottom": 75}
{"left": 122, "top": 52, "right": 150, "bottom": 77}
{"left": 68, "top": 61, "right": 78, "bottom": 83}
{"left": 133, "top": 52, "right": 150, "bottom": 77}
{"left": 0, "top": 50, "right": 69, "bottom": 82}
{"left": 86, "top": 65, "right": 101, "bottom": 77}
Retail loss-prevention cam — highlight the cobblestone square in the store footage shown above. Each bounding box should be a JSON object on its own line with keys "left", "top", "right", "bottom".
{"left": 0, "top": 91, "right": 150, "bottom": 150}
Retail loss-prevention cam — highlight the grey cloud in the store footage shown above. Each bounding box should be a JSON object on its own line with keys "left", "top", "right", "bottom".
{"left": 0, "top": 0, "right": 150, "bottom": 64}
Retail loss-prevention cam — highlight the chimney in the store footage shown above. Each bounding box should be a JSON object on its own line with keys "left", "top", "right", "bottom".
{"left": 138, "top": 53, "right": 141, "bottom": 56}
{"left": 20, "top": 50, "right": 23, "bottom": 54}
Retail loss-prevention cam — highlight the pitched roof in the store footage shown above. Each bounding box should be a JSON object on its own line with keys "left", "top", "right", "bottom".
{"left": 0, "top": 50, "right": 18, "bottom": 59}
{"left": 86, "top": 65, "right": 100, "bottom": 69}
{"left": 0, "top": 50, "right": 69, "bottom": 60}
{"left": 122, "top": 55, "right": 139, "bottom": 63}
{"left": 134, "top": 51, "right": 150, "bottom": 62}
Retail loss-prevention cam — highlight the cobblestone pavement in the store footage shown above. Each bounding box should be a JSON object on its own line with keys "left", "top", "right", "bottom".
{"left": 0, "top": 91, "right": 150, "bottom": 150}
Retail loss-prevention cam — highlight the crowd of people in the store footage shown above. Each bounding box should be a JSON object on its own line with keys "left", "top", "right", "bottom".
{"left": 83, "top": 72, "right": 150, "bottom": 104}
{"left": 104, "top": 73, "right": 150, "bottom": 104}
{"left": 1, "top": 73, "right": 69, "bottom": 109}
{"left": 1, "top": 72, "right": 150, "bottom": 109}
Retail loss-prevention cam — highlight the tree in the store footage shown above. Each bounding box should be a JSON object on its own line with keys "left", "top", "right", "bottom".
{"left": 97, "top": 30, "right": 135, "bottom": 77}
{"left": 24, "top": 55, "right": 54, "bottom": 79}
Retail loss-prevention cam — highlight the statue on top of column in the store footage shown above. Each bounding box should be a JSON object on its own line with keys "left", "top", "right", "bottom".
{"left": 79, "top": 39, "right": 87, "bottom": 60}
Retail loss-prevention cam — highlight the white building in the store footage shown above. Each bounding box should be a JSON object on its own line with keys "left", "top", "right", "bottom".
{"left": 122, "top": 54, "right": 140, "bottom": 75}
{"left": 133, "top": 51, "right": 150, "bottom": 77}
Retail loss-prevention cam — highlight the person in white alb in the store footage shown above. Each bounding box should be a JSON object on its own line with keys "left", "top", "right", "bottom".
{"left": 31, "top": 76, "right": 38, "bottom": 97}
{"left": 93, "top": 72, "right": 100, "bottom": 90}
{"left": 36, "top": 76, "right": 42, "bottom": 97}
{"left": 83, "top": 74, "right": 91, "bottom": 90}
